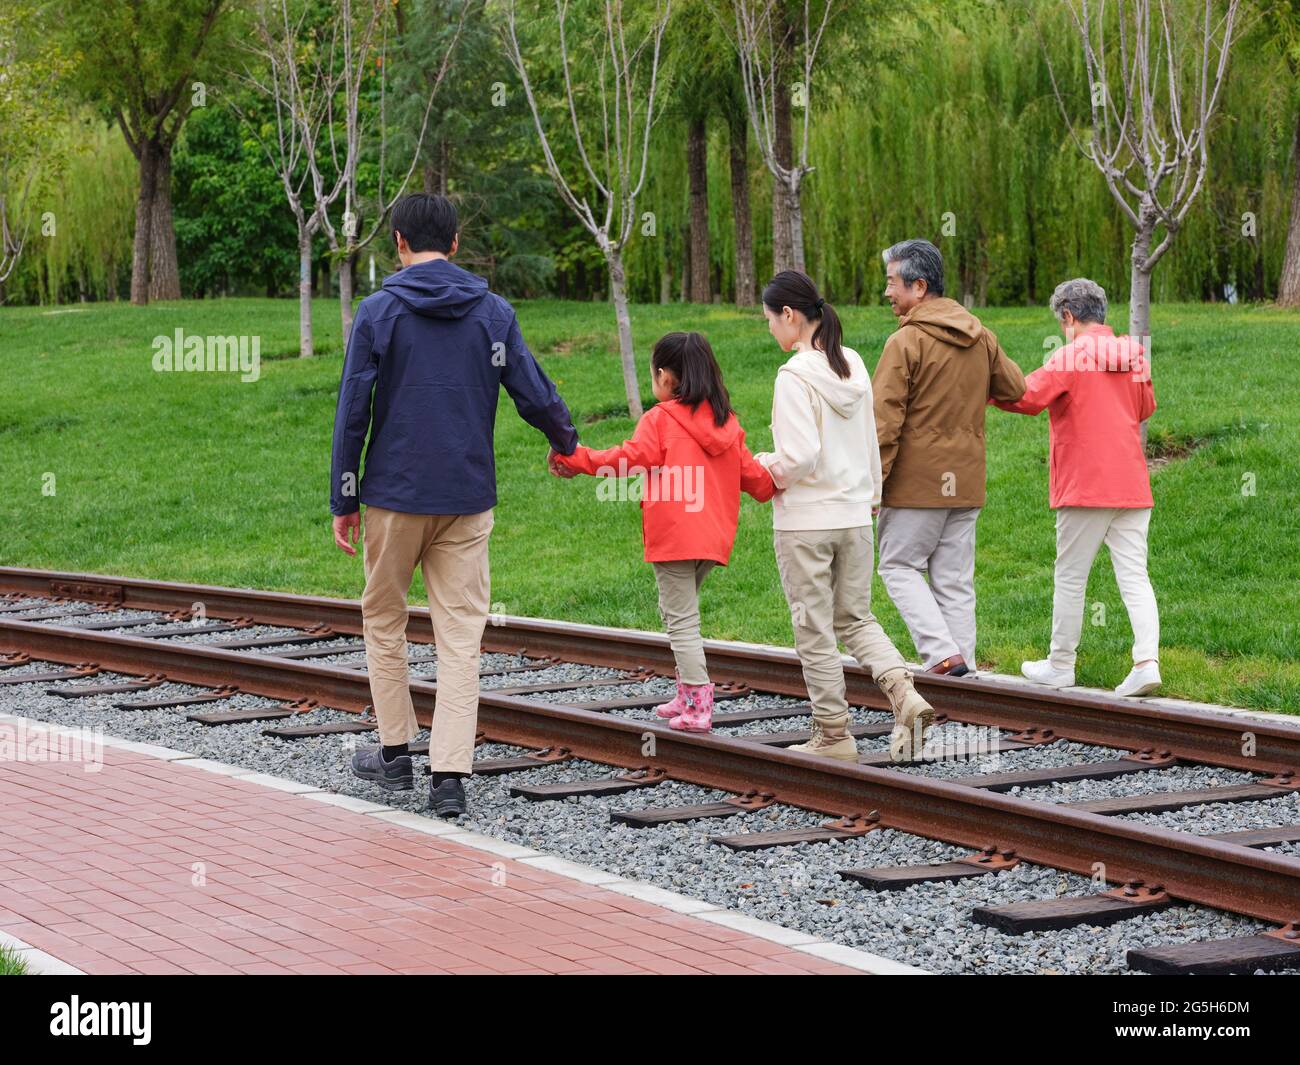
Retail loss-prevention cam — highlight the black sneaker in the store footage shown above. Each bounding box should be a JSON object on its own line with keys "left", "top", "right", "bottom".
{"left": 350, "top": 746, "right": 414, "bottom": 791}
{"left": 429, "top": 776, "right": 466, "bottom": 818}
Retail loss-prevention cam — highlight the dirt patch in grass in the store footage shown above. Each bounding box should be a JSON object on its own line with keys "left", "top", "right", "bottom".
{"left": 1146, "top": 428, "right": 1207, "bottom": 472}
{"left": 546, "top": 334, "right": 605, "bottom": 357}
{"left": 580, "top": 401, "right": 631, "bottom": 425}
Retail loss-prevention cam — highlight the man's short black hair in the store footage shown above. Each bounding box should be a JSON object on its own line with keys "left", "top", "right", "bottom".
{"left": 391, "top": 193, "right": 458, "bottom": 253}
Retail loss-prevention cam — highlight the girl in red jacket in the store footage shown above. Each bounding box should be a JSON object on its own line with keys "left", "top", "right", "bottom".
{"left": 553, "top": 332, "right": 775, "bottom": 731}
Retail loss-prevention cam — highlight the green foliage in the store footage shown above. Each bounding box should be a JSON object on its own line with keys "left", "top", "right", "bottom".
{"left": 172, "top": 105, "right": 300, "bottom": 296}
{"left": 52, "top": 0, "right": 236, "bottom": 144}
{"left": 6, "top": 0, "right": 1298, "bottom": 305}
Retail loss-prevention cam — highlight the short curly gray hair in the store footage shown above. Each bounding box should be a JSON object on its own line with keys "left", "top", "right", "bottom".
{"left": 1049, "top": 277, "right": 1107, "bottom": 324}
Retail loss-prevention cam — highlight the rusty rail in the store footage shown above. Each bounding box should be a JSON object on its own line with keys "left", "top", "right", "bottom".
{"left": 1, "top": 566, "right": 1296, "bottom": 773}
{"left": 1, "top": 612, "right": 1299, "bottom": 925}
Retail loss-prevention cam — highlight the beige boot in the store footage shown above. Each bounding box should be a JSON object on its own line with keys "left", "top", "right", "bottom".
{"left": 877, "top": 667, "right": 935, "bottom": 763}
{"left": 788, "top": 715, "right": 859, "bottom": 761}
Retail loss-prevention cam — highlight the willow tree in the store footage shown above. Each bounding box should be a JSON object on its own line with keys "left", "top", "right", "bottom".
{"left": 505, "top": 0, "right": 672, "bottom": 420}
{"left": 1047, "top": 0, "right": 1242, "bottom": 344}
{"left": 0, "top": 3, "right": 69, "bottom": 288}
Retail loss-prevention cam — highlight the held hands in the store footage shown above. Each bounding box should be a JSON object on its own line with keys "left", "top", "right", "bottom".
{"left": 548, "top": 448, "right": 578, "bottom": 478}
{"left": 333, "top": 512, "right": 361, "bottom": 555}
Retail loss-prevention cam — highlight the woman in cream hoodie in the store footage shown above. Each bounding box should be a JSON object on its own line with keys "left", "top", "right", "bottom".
{"left": 755, "top": 270, "right": 934, "bottom": 762}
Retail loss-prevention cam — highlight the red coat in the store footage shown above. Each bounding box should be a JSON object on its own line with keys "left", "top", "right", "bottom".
{"left": 992, "top": 323, "right": 1156, "bottom": 508}
{"left": 556, "top": 399, "right": 775, "bottom": 564}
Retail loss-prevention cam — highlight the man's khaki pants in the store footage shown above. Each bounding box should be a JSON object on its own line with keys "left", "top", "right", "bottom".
{"left": 877, "top": 506, "right": 980, "bottom": 668}
{"left": 773, "top": 526, "right": 907, "bottom": 725}
{"left": 361, "top": 506, "right": 493, "bottom": 775}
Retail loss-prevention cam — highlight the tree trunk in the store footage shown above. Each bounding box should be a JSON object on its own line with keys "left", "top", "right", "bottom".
{"left": 680, "top": 237, "right": 690, "bottom": 302}
{"left": 607, "top": 252, "right": 644, "bottom": 420}
{"left": 1279, "top": 107, "right": 1300, "bottom": 306}
{"left": 339, "top": 250, "right": 357, "bottom": 346}
{"left": 147, "top": 146, "right": 182, "bottom": 301}
{"left": 728, "top": 108, "right": 755, "bottom": 305}
{"left": 771, "top": 82, "right": 794, "bottom": 275}
{"left": 787, "top": 175, "right": 806, "bottom": 276}
{"left": 1130, "top": 218, "right": 1154, "bottom": 448}
{"left": 1129, "top": 224, "right": 1153, "bottom": 344}
{"left": 130, "top": 143, "right": 159, "bottom": 306}
{"left": 687, "top": 117, "right": 711, "bottom": 304}
{"left": 298, "top": 224, "right": 315, "bottom": 359}
{"left": 423, "top": 139, "right": 450, "bottom": 197}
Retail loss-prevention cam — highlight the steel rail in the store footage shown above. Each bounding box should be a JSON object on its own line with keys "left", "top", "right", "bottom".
{"left": 1, "top": 615, "right": 1298, "bottom": 925}
{"left": 1, "top": 566, "right": 1296, "bottom": 774}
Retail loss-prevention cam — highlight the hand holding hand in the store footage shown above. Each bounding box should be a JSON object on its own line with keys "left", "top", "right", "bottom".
{"left": 333, "top": 512, "right": 361, "bottom": 556}
{"left": 548, "top": 448, "right": 578, "bottom": 478}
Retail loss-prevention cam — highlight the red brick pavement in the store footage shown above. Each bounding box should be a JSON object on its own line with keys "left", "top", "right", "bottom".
{"left": 0, "top": 735, "right": 859, "bottom": 975}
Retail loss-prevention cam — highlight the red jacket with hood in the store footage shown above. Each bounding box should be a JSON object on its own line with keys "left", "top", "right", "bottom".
{"left": 556, "top": 399, "right": 775, "bottom": 564}
{"left": 992, "top": 323, "right": 1156, "bottom": 508}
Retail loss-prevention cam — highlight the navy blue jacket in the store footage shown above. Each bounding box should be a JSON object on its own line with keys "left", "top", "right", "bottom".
{"left": 329, "top": 259, "right": 578, "bottom": 516}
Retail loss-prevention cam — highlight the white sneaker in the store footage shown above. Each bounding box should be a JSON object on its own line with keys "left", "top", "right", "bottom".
{"left": 1021, "top": 659, "right": 1075, "bottom": 688}
{"left": 1115, "top": 662, "right": 1161, "bottom": 698}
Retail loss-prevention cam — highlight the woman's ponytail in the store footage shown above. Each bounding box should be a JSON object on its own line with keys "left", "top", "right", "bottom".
{"left": 761, "top": 270, "right": 849, "bottom": 379}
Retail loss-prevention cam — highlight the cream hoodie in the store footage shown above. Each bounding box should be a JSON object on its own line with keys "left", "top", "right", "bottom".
{"left": 756, "top": 344, "right": 881, "bottom": 531}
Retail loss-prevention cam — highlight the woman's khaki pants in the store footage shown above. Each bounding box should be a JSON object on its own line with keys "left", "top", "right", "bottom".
{"left": 773, "top": 525, "right": 907, "bottom": 725}
{"left": 361, "top": 506, "right": 493, "bottom": 774}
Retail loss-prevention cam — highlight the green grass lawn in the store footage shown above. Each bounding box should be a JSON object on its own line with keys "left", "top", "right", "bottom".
{"left": 2, "top": 296, "right": 1296, "bottom": 712}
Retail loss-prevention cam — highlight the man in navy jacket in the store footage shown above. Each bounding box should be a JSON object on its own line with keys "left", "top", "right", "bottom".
{"left": 329, "top": 193, "right": 578, "bottom": 817}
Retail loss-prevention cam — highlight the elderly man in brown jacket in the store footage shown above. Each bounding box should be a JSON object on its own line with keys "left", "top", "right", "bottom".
{"left": 873, "top": 239, "right": 1026, "bottom": 676}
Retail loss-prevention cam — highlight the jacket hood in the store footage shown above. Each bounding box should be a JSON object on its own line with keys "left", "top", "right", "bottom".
{"left": 900, "top": 296, "right": 984, "bottom": 348}
{"left": 382, "top": 258, "right": 488, "bottom": 319}
{"left": 659, "top": 398, "right": 741, "bottom": 457}
{"left": 779, "top": 346, "right": 870, "bottom": 418}
{"left": 1055, "top": 323, "right": 1148, "bottom": 375}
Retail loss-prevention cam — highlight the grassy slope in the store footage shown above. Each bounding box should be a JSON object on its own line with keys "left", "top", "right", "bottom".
{"left": 1, "top": 297, "right": 1296, "bottom": 711}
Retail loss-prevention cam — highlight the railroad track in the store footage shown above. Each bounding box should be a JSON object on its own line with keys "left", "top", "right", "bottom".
{"left": 0, "top": 565, "right": 1297, "bottom": 975}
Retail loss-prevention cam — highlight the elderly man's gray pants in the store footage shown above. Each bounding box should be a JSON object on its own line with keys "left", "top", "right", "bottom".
{"left": 877, "top": 506, "right": 980, "bottom": 669}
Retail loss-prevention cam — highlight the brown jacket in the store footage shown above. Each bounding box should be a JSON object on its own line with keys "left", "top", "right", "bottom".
{"left": 873, "top": 297, "right": 1026, "bottom": 508}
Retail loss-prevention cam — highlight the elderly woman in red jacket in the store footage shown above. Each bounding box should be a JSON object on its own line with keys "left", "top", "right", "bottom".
{"left": 992, "top": 278, "right": 1160, "bottom": 697}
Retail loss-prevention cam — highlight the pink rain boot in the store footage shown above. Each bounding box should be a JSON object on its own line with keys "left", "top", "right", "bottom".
{"left": 670, "top": 682, "right": 714, "bottom": 733}
{"left": 654, "top": 671, "right": 688, "bottom": 719}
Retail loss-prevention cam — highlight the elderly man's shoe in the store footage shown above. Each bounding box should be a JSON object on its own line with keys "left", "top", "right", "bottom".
{"left": 929, "top": 655, "right": 970, "bottom": 677}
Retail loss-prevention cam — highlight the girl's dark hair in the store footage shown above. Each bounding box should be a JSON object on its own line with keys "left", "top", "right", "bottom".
{"left": 761, "top": 270, "right": 849, "bottom": 379}
{"left": 651, "top": 332, "right": 733, "bottom": 427}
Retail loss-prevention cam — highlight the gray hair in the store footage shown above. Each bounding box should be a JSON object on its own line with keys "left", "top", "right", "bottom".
{"left": 1049, "top": 277, "right": 1107, "bottom": 324}
{"left": 882, "top": 239, "right": 945, "bottom": 296}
